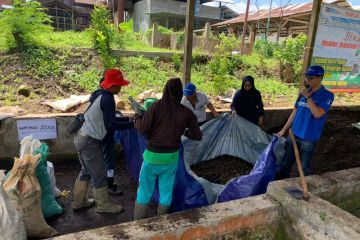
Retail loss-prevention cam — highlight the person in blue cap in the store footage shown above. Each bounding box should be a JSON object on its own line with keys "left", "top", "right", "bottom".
{"left": 277, "top": 65, "right": 334, "bottom": 178}
{"left": 181, "top": 83, "right": 219, "bottom": 125}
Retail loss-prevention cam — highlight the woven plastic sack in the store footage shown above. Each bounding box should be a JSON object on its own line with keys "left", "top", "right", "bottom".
{"left": 47, "top": 161, "right": 61, "bottom": 197}
{"left": 0, "top": 170, "right": 26, "bottom": 240}
{"left": 3, "top": 154, "right": 58, "bottom": 238}
{"left": 34, "top": 143, "right": 63, "bottom": 218}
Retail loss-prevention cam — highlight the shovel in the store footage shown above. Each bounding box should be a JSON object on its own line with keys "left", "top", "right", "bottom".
{"left": 288, "top": 129, "right": 310, "bottom": 200}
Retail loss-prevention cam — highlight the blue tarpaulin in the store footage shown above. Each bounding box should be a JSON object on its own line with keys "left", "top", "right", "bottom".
{"left": 115, "top": 114, "right": 283, "bottom": 212}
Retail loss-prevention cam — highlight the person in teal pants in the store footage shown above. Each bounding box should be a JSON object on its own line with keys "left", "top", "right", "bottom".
{"left": 134, "top": 78, "right": 202, "bottom": 220}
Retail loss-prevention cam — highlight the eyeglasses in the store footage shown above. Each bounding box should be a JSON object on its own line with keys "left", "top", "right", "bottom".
{"left": 306, "top": 76, "right": 318, "bottom": 81}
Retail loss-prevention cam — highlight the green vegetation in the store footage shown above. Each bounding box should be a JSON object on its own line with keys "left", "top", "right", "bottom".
{"left": 274, "top": 224, "right": 291, "bottom": 240}
{"left": 336, "top": 194, "right": 360, "bottom": 218}
{"left": 0, "top": 0, "right": 52, "bottom": 52}
{"left": 0, "top": 7, "right": 357, "bottom": 111}
{"left": 90, "top": 5, "right": 120, "bottom": 68}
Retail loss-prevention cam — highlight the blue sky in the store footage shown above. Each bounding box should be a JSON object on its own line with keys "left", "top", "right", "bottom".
{"left": 210, "top": 0, "right": 360, "bottom": 13}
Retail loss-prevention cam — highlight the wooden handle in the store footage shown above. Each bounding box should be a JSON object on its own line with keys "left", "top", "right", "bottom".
{"left": 289, "top": 129, "right": 310, "bottom": 199}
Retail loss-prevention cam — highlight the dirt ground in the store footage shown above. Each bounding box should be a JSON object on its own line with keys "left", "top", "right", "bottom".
{"left": 190, "top": 155, "right": 253, "bottom": 184}
{"left": 6, "top": 109, "right": 359, "bottom": 238}
{"left": 44, "top": 153, "right": 157, "bottom": 237}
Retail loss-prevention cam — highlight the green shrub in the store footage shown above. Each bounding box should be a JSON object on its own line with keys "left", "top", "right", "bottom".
{"left": 215, "top": 33, "right": 241, "bottom": 54}
{"left": 172, "top": 53, "right": 182, "bottom": 72}
{"left": 0, "top": 0, "right": 53, "bottom": 52}
{"left": 90, "top": 5, "right": 120, "bottom": 69}
{"left": 274, "top": 34, "right": 307, "bottom": 80}
{"left": 253, "top": 39, "right": 279, "bottom": 58}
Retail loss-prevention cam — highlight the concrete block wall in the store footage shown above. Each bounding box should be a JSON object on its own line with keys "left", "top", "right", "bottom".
{"left": 51, "top": 167, "right": 360, "bottom": 239}
{"left": 0, "top": 108, "right": 292, "bottom": 165}
{"left": 51, "top": 195, "right": 281, "bottom": 240}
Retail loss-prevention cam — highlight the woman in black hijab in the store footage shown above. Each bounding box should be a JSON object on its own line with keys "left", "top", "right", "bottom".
{"left": 231, "top": 76, "right": 265, "bottom": 127}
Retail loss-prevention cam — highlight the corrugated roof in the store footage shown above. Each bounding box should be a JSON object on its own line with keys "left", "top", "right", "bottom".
{"left": 214, "top": 0, "right": 352, "bottom": 27}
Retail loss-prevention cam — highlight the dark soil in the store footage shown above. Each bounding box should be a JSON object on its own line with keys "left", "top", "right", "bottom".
{"left": 311, "top": 109, "right": 360, "bottom": 175}
{"left": 190, "top": 155, "right": 253, "bottom": 184}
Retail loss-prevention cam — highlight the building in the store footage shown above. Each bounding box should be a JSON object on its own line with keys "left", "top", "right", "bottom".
{"left": 213, "top": 0, "right": 353, "bottom": 42}
{"left": 128, "top": 0, "right": 238, "bottom": 32}
{"left": 0, "top": 0, "right": 107, "bottom": 31}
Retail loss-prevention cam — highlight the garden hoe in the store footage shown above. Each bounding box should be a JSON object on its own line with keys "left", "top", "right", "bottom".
{"left": 286, "top": 129, "right": 310, "bottom": 201}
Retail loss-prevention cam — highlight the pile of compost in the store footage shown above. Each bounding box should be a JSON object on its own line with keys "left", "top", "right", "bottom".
{"left": 190, "top": 155, "right": 253, "bottom": 184}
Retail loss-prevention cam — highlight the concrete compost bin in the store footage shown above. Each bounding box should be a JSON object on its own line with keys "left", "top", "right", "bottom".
{"left": 51, "top": 167, "right": 360, "bottom": 240}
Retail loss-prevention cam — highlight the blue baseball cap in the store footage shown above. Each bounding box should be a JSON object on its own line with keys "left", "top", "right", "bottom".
{"left": 183, "top": 83, "right": 196, "bottom": 96}
{"left": 306, "top": 65, "right": 324, "bottom": 77}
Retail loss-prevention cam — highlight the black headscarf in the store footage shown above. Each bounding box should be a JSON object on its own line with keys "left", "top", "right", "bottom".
{"left": 231, "top": 75, "right": 264, "bottom": 124}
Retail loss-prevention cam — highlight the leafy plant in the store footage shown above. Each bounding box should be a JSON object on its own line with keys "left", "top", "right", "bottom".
{"left": 68, "top": 68, "right": 102, "bottom": 91}
{"left": 23, "top": 47, "right": 63, "bottom": 77}
{"left": 274, "top": 34, "right": 307, "bottom": 81}
{"left": 253, "top": 39, "right": 279, "bottom": 58}
{"left": 207, "top": 34, "right": 243, "bottom": 94}
{"left": 0, "top": 0, "right": 53, "bottom": 52}
{"left": 215, "top": 33, "right": 241, "bottom": 54}
{"left": 90, "top": 5, "right": 120, "bottom": 69}
{"left": 172, "top": 53, "right": 182, "bottom": 72}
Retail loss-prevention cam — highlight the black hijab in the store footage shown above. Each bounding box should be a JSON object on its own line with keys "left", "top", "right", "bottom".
{"left": 232, "top": 75, "right": 264, "bottom": 124}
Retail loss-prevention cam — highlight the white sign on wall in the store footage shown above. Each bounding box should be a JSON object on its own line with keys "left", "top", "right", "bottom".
{"left": 16, "top": 119, "right": 57, "bottom": 141}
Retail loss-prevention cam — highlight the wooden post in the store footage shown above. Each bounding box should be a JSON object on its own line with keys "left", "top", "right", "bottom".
{"left": 117, "top": 0, "right": 125, "bottom": 24}
{"left": 182, "top": 0, "right": 195, "bottom": 85}
{"left": 300, "top": 0, "right": 322, "bottom": 88}
{"left": 240, "top": 0, "right": 251, "bottom": 55}
{"left": 248, "top": 23, "right": 256, "bottom": 54}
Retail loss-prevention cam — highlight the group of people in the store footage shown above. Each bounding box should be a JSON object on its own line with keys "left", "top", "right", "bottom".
{"left": 71, "top": 65, "right": 334, "bottom": 219}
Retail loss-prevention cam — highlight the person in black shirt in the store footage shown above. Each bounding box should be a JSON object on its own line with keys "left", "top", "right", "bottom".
{"left": 231, "top": 75, "right": 265, "bottom": 127}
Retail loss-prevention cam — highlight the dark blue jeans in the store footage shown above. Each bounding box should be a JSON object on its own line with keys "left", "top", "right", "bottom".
{"left": 102, "top": 140, "right": 115, "bottom": 171}
{"left": 280, "top": 135, "right": 317, "bottom": 178}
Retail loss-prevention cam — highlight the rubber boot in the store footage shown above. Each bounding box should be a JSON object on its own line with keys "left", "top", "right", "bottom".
{"left": 107, "top": 177, "right": 123, "bottom": 196}
{"left": 94, "top": 186, "right": 123, "bottom": 213}
{"left": 134, "top": 202, "right": 148, "bottom": 220}
{"left": 157, "top": 204, "right": 170, "bottom": 216}
{"left": 72, "top": 180, "right": 95, "bottom": 210}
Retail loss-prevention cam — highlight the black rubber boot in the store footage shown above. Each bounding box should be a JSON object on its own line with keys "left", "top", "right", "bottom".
{"left": 107, "top": 177, "right": 123, "bottom": 196}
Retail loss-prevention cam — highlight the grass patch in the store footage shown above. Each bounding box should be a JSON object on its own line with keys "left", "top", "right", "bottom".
{"left": 336, "top": 194, "right": 360, "bottom": 218}
{"left": 36, "top": 30, "right": 93, "bottom": 49}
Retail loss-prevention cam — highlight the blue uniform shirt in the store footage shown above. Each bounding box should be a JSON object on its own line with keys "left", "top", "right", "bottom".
{"left": 292, "top": 85, "right": 334, "bottom": 141}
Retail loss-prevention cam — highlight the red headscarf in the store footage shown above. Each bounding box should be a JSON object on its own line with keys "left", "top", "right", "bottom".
{"left": 100, "top": 69, "right": 129, "bottom": 89}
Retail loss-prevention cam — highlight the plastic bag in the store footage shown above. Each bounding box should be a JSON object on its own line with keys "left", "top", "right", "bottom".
{"left": 34, "top": 144, "right": 63, "bottom": 218}
{"left": 47, "top": 161, "right": 61, "bottom": 197}
{"left": 0, "top": 170, "right": 27, "bottom": 240}
{"left": 3, "top": 154, "right": 58, "bottom": 238}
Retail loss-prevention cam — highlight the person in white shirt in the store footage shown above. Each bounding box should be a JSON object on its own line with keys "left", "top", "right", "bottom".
{"left": 181, "top": 83, "right": 220, "bottom": 125}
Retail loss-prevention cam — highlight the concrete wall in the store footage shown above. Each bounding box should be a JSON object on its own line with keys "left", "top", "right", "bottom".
{"left": 132, "top": 0, "right": 221, "bottom": 31}
{"left": 52, "top": 194, "right": 281, "bottom": 239}
{"left": 0, "top": 108, "right": 292, "bottom": 166}
{"left": 132, "top": 0, "right": 151, "bottom": 32}
{"left": 1, "top": 107, "right": 358, "bottom": 166}
{"left": 150, "top": 0, "right": 221, "bottom": 20}
{"left": 112, "top": 49, "right": 177, "bottom": 62}
{"left": 52, "top": 167, "right": 360, "bottom": 240}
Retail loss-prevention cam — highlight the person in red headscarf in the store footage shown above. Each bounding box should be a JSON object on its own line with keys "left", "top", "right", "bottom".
{"left": 72, "top": 69, "right": 133, "bottom": 214}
